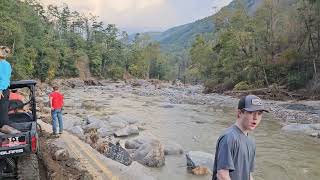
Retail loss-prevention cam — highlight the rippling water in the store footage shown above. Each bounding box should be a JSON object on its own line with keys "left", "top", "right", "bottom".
{"left": 65, "top": 88, "right": 320, "bottom": 180}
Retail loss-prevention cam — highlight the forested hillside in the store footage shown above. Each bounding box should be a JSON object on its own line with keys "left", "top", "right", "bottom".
{"left": 1, "top": 0, "right": 319, "bottom": 95}
{"left": 0, "top": 0, "right": 169, "bottom": 81}
{"left": 188, "top": 0, "right": 320, "bottom": 94}
{"left": 157, "top": 16, "right": 215, "bottom": 52}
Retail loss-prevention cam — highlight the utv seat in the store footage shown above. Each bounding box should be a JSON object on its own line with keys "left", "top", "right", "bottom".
{"left": 8, "top": 100, "right": 24, "bottom": 111}
{"left": 8, "top": 112, "right": 33, "bottom": 123}
{"left": 8, "top": 113, "right": 34, "bottom": 132}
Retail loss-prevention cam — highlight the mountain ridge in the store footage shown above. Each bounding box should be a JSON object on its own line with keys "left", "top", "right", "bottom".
{"left": 128, "top": 0, "right": 264, "bottom": 52}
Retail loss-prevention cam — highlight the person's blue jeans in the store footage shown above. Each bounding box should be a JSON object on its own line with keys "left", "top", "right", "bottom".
{"left": 51, "top": 109, "right": 63, "bottom": 134}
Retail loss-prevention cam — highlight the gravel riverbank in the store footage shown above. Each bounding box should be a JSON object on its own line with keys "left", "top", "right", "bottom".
{"left": 38, "top": 78, "right": 320, "bottom": 142}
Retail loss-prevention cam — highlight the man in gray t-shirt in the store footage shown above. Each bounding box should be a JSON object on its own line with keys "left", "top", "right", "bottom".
{"left": 212, "top": 95, "right": 269, "bottom": 180}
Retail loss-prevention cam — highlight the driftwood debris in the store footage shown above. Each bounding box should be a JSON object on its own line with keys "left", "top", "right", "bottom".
{"left": 224, "top": 86, "right": 306, "bottom": 100}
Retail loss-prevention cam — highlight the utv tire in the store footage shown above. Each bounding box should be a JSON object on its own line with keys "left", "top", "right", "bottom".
{"left": 17, "top": 154, "right": 40, "bottom": 180}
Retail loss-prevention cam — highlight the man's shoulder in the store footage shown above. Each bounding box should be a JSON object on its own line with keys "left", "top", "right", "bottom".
{"left": 49, "top": 92, "right": 55, "bottom": 96}
{"left": 58, "top": 92, "right": 64, "bottom": 97}
{"left": 219, "top": 126, "right": 241, "bottom": 142}
{"left": 0, "top": 60, "right": 11, "bottom": 66}
{"left": 223, "top": 125, "right": 240, "bottom": 136}
{"left": 50, "top": 91, "right": 63, "bottom": 96}
{"left": 5, "top": 60, "right": 10, "bottom": 67}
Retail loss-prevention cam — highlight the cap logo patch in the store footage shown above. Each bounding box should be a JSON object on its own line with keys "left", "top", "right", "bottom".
{"left": 251, "top": 99, "right": 262, "bottom": 106}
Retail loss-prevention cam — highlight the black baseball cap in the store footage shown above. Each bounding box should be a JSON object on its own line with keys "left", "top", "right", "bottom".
{"left": 238, "top": 95, "right": 269, "bottom": 112}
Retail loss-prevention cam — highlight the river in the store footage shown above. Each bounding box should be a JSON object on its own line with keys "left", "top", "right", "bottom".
{"left": 64, "top": 86, "right": 320, "bottom": 180}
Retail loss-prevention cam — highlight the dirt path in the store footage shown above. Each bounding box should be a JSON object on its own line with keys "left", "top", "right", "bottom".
{"left": 38, "top": 120, "right": 119, "bottom": 180}
{"left": 76, "top": 55, "right": 91, "bottom": 79}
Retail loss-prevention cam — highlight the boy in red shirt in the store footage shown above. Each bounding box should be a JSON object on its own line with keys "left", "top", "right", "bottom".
{"left": 49, "top": 86, "right": 64, "bottom": 135}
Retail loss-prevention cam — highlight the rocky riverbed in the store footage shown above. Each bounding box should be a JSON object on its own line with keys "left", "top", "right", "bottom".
{"left": 99, "top": 79, "right": 320, "bottom": 138}
{"left": 38, "top": 78, "right": 320, "bottom": 131}
{"left": 35, "top": 78, "right": 320, "bottom": 180}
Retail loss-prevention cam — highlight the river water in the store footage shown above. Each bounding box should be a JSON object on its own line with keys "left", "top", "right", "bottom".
{"left": 65, "top": 87, "right": 320, "bottom": 180}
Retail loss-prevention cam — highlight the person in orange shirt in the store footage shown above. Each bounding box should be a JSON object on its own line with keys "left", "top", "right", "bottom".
{"left": 8, "top": 89, "right": 25, "bottom": 114}
{"left": 9, "top": 89, "right": 24, "bottom": 101}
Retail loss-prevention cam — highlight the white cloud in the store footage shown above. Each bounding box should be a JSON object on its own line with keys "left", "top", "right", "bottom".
{"left": 102, "top": 0, "right": 165, "bottom": 12}
{"left": 95, "top": 0, "right": 177, "bottom": 32}
{"left": 39, "top": 0, "right": 232, "bottom": 33}
{"left": 41, "top": 0, "right": 167, "bottom": 14}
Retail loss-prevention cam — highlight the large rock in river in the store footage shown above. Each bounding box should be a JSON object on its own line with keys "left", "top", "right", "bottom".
{"left": 125, "top": 136, "right": 155, "bottom": 149}
{"left": 114, "top": 125, "right": 139, "bottom": 137}
{"left": 68, "top": 126, "right": 84, "bottom": 137}
{"left": 132, "top": 139, "right": 165, "bottom": 167}
{"left": 97, "top": 126, "right": 114, "bottom": 137}
{"left": 63, "top": 114, "right": 84, "bottom": 130}
{"left": 164, "top": 141, "right": 184, "bottom": 155}
{"left": 82, "top": 116, "right": 105, "bottom": 130}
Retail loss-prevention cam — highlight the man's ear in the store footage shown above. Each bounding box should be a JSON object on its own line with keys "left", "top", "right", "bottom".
{"left": 5, "top": 47, "right": 11, "bottom": 54}
{"left": 237, "top": 109, "right": 242, "bottom": 119}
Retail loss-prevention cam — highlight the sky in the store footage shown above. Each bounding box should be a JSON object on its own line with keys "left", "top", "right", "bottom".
{"left": 40, "top": 0, "right": 233, "bottom": 33}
